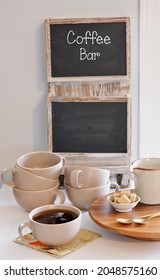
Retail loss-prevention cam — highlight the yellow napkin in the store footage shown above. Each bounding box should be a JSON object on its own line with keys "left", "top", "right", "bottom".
{"left": 14, "top": 228, "right": 100, "bottom": 258}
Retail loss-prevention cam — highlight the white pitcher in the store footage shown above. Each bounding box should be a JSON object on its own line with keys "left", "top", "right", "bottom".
{"left": 130, "top": 158, "right": 160, "bottom": 204}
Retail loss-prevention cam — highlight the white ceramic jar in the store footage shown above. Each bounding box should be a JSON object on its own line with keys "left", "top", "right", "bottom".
{"left": 130, "top": 158, "right": 160, "bottom": 204}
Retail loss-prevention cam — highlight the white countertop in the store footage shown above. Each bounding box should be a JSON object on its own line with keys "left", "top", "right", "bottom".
{"left": 0, "top": 184, "right": 160, "bottom": 260}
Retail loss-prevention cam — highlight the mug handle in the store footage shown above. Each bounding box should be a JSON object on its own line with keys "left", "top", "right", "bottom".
{"left": 70, "top": 170, "right": 82, "bottom": 188}
{"left": 110, "top": 181, "right": 120, "bottom": 192}
{"left": 53, "top": 190, "right": 65, "bottom": 204}
{"left": 62, "top": 157, "right": 67, "bottom": 168}
{"left": 18, "top": 222, "right": 36, "bottom": 243}
{"left": 1, "top": 168, "right": 15, "bottom": 187}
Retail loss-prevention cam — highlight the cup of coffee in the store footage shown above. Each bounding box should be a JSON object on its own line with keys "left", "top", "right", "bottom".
{"left": 16, "top": 151, "right": 66, "bottom": 180}
{"left": 18, "top": 204, "right": 81, "bottom": 246}
{"left": 1, "top": 164, "right": 59, "bottom": 191}
{"left": 13, "top": 183, "right": 65, "bottom": 212}
{"left": 65, "top": 165, "right": 110, "bottom": 189}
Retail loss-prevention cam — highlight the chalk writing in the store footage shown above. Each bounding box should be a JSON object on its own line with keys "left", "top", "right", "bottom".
{"left": 67, "top": 30, "right": 111, "bottom": 61}
{"left": 67, "top": 30, "right": 111, "bottom": 45}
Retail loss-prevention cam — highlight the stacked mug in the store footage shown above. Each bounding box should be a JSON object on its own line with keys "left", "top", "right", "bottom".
{"left": 64, "top": 165, "right": 119, "bottom": 210}
{"left": 1, "top": 151, "right": 65, "bottom": 212}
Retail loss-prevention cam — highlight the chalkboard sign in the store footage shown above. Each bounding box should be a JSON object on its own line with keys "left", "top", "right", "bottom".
{"left": 51, "top": 101, "right": 128, "bottom": 153}
{"left": 45, "top": 17, "right": 130, "bottom": 82}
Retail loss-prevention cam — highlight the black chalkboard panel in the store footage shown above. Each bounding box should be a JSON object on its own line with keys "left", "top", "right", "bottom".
{"left": 52, "top": 102, "right": 127, "bottom": 153}
{"left": 48, "top": 19, "right": 129, "bottom": 78}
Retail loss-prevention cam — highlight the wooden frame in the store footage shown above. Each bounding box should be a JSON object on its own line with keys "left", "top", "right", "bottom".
{"left": 45, "top": 17, "right": 132, "bottom": 174}
{"left": 45, "top": 17, "right": 131, "bottom": 84}
{"left": 47, "top": 93, "right": 132, "bottom": 174}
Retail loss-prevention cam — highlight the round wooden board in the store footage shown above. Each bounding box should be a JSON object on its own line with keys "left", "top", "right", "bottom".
{"left": 88, "top": 195, "right": 160, "bottom": 241}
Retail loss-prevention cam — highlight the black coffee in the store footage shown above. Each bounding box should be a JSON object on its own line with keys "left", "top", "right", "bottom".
{"left": 33, "top": 209, "right": 78, "bottom": 225}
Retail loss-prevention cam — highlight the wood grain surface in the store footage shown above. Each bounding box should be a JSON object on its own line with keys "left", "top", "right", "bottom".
{"left": 88, "top": 195, "right": 160, "bottom": 241}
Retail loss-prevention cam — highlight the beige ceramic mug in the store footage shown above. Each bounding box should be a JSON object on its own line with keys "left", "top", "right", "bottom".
{"left": 1, "top": 164, "right": 59, "bottom": 191}
{"left": 18, "top": 204, "right": 81, "bottom": 246}
{"left": 65, "top": 180, "right": 118, "bottom": 210}
{"left": 65, "top": 165, "right": 110, "bottom": 189}
{"left": 16, "top": 151, "right": 66, "bottom": 180}
{"left": 13, "top": 184, "right": 65, "bottom": 212}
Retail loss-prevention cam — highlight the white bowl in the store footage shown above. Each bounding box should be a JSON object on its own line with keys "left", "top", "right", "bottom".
{"left": 107, "top": 193, "right": 140, "bottom": 212}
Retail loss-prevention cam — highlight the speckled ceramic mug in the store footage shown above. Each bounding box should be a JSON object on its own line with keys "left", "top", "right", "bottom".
{"left": 1, "top": 164, "right": 59, "bottom": 191}
{"left": 16, "top": 151, "right": 66, "bottom": 180}
{"left": 65, "top": 165, "right": 110, "bottom": 189}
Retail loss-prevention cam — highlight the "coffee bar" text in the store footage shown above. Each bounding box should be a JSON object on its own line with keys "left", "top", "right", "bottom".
{"left": 67, "top": 30, "right": 111, "bottom": 61}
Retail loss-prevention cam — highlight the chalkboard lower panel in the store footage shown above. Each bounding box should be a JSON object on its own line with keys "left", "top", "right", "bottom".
{"left": 52, "top": 102, "right": 127, "bottom": 153}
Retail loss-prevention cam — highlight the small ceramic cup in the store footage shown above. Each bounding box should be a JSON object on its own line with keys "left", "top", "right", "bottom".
{"left": 65, "top": 165, "right": 110, "bottom": 189}
{"left": 13, "top": 183, "right": 65, "bottom": 212}
{"left": 1, "top": 164, "right": 59, "bottom": 191}
{"left": 65, "top": 180, "right": 118, "bottom": 210}
{"left": 18, "top": 204, "right": 81, "bottom": 246}
{"left": 16, "top": 151, "right": 66, "bottom": 180}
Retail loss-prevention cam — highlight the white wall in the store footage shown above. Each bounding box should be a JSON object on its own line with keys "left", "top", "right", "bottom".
{"left": 0, "top": 0, "right": 139, "bottom": 178}
{"left": 139, "top": 0, "right": 160, "bottom": 158}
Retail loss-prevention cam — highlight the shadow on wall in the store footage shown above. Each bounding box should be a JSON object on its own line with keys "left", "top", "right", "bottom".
{"left": 33, "top": 22, "right": 48, "bottom": 151}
